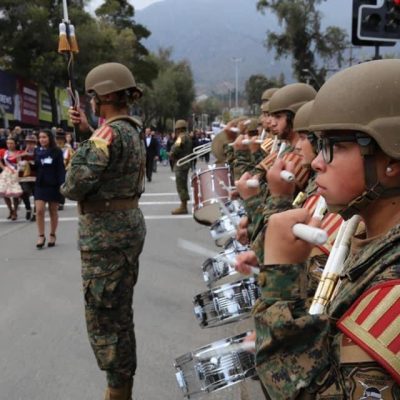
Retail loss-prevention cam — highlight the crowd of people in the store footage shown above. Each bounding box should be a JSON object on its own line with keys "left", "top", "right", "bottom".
{"left": 0, "top": 125, "right": 74, "bottom": 247}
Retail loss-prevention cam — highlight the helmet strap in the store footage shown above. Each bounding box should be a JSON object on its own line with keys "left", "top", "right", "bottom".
{"left": 335, "top": 153, "right": 400, "bottom": 219}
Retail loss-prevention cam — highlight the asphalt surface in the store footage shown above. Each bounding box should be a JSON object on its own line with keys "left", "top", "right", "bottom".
{"left": 0, "top": 161, "right": 265, "bottom": 400}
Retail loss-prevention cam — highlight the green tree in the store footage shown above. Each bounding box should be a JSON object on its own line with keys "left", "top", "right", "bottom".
{"left": 139, "top": 49, "right": 195, "bottom": 131}
{"left": 192, "top": 97, "right": 223, "bottom": 124}
{"left": 0, "top": 0, "right": 155, "bottom": 124}
{"left": 95, "top": 0, "right": 158, "bottom": 86}
{"left": 256, "top": 0, "right": 348, "bottom": 87}
{"left": 245, "top": 74, "right": 285, "bottom": 106}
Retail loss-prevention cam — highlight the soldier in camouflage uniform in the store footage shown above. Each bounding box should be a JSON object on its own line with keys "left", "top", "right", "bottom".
{"left": 170, "top": 119, "right": 193, "bottom": 215}
{"left": 62, "top": 63, "right": 146, "bottom": 400}
{"left": 244, "top": 60, "right": 400, "bottom": 399}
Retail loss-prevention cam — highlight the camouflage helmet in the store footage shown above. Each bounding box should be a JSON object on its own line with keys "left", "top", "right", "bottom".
{"left": 309, "top": 59, "right": 400, "bottom": 160}
{"left": 293, "top": 100, "right": 314, "bottom": 133}
{"left": 261, "top": 87, "right": 279, "bottom": 103}
{"left": 85, "top": 62, "right": 142, "bottom": 98}
{"left": 175, "top": 120, "right": 188, "bottom": 130}
{"left": 269, "top": 83, "right": 317, "bottom": 115}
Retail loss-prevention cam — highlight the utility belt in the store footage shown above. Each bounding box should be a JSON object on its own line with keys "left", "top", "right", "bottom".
{"left": 78, "top": 197, "right": 139, "bottom": 215}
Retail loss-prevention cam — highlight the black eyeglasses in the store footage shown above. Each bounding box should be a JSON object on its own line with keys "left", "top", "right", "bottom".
{"left": 316, "top": 133, "right": 373, "bottom": 164}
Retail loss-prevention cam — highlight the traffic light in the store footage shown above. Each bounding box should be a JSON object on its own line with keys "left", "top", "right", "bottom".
{"left": 352, "top": 0, "right": 399, "bottom": 45}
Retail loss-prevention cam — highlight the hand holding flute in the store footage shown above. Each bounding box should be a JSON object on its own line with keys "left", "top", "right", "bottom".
{"left": 263, "top": 208, "right": 324, "bottom": 265}
{"left": 267, "top": 158, "right": 296, "bottom": 198}
{"left": 235, "top": 171, "right": 261, "bottom": 200}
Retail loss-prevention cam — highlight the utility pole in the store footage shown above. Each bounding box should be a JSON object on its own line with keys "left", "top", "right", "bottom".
{"left": 232, "top": 57, "right": 242, "bottom": 111}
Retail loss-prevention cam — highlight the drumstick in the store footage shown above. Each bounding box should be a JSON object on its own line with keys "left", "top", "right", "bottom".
{"left": 178, "top": 239, "right": 260, "bottom": 275}
{"left": 196, "top": 340, "right": 256, "bottom": 360}
{"left": 260, "top": 129, "right": 266, "bottom": 141}
{"left": 219, "top": 180, "right": 236, "bottom": 192}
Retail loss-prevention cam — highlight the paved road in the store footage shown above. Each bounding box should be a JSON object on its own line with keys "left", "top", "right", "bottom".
{"left": 0, "top": 161, "right": 264, "bottom": 400}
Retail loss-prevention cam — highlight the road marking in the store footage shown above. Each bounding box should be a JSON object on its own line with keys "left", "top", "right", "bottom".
{"left": 0, "top": 215, "right": 193, "bottom": 223}
{"left": 0, "top": 200, "right": 191, "bottom": 208}
{"left": 142, "top": 193, "right": 177, "bottom": 196}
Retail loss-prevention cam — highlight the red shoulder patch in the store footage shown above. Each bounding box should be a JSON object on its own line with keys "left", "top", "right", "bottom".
{"left": 91, "top": 124, "right": 114, "bottom": 145}
{"left": 337, "top": 280, "right": 400, "bottom": 384}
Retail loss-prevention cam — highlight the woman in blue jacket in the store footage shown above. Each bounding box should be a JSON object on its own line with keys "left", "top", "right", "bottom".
{"left": 34, "top": 129, "right": 65, "bottom": 248}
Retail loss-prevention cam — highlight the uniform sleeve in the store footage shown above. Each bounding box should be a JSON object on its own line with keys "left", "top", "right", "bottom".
{"left": 233, "top": 149, "right": 252, "bottom": 180}
{"left": 254, "top": 262, "right": 400, "bottom": 399}
{"left": 254, "top": 263, "right": 333, "bottom": 399}
{"left": 61, "top": 134, "right": 111, "bottom": 201}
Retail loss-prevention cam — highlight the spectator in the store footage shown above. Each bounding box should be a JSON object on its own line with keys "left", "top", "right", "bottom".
{"left": 144, "top": 127, "right": 159, "bottom": 182}
{"left": 19, "top": 135, "right": 37, "bottom": 221}
{"left": 34, "top": 129, "right": 65, "bottom": 249}
{"left": 0, "top": 137, "right": 23, "bottom": 220}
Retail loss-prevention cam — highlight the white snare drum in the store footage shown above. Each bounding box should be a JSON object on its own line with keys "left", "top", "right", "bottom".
{"left": 209, "top": 214, "right": 240, "bottom": 247}
{"left": 191, "top": 165, "right": 233, "bottom": 225}
{"left": 193, "top": 278, "right": 260, "bottom": 328}
{"left": 209, "top": 200, "right": 246, "bottom": 246}
{"left": 223, "top": 238, "right": 249, "bottom": 253}
{"left": 202, "top": 242, "right": 249, "bottom": 287}
{"left": 174, "top": 331, "right": 256, "bottom": 398}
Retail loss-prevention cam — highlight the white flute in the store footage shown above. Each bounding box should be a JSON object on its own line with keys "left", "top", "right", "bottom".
{"left": 246, "top": 178, "right": 259, "bottom": 188}
{"left": 309, "top": 215, "right": 361, "bottom": 315}
{"left": 292, "top": 224, "right": 328, "bottom": 245}
{"left": 271, "top": 136, "right": 279, "bottom": 153}
{"left": 242, "top": 138, "right": 264, "bottom": 145}
{"left": 277, "top": 142, "right": 287, "bottom": 158}
{"left": 280, "top": 170, "right": 295, "bottom": 182}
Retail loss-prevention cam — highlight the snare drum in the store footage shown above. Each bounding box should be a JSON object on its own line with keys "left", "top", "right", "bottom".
{"left": 193, "top": 278, "right": 260, "bottom": 328}
{"left": 191, "top": 165, "right": 233, "bottom": 225}
{"left": 202, "top": 242, "right": 249, "bottom": 287}
{"left": 209, "top": 214, "right": 241, "bottom": 247}
{"left": 174, "top": 331, "right": 256, "bottom": 398}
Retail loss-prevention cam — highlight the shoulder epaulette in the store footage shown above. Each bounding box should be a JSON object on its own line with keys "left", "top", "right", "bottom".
{"left": 337, "top": 280, "right": 400, "bottom": 384}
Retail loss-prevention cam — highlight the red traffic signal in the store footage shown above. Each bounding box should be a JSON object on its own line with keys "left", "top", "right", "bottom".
{"left": 394, "top": 0, "right": 400, "bottom": 6}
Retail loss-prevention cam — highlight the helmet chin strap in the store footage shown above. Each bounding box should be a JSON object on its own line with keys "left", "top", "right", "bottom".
{"left": 330, "top": 153, "right": 400, "bottom": 220}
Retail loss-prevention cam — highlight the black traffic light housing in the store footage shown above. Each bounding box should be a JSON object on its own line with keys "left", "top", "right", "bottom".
{"left": 352, "top": 0, "right": 399, "bottom": 46}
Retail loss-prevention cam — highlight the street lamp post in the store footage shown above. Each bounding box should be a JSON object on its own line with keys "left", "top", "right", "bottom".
{"left": 232, "top": 57, "right": 242, "bottom": 111}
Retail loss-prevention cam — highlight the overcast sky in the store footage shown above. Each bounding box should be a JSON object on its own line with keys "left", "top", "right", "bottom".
{"left": 87, "top": 0, "right": 163, "bottom": 12}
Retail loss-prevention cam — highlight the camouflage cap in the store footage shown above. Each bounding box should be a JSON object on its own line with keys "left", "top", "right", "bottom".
{"left": 175, "top": 120, "right": 188, "bottom": 130}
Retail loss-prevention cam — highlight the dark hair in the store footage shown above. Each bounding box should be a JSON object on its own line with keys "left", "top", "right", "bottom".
{"left": 285, "top": 111, "right": 294, "bottom": 131}
{"left": 39, "top": 129, "right": 57, "bottom": 149}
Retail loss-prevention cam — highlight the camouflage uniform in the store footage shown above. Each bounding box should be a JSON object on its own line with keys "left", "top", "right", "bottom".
{"left": 171, "top": 132, "right": 193, "bottom": 202}
{"left": 61, "top": 117, "right": 146, "bottom": 388}
{"left": 253, "top": 226, "right": 400, "bottom": 399}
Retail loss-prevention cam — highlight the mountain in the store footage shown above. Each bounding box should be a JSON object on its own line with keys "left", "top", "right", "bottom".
{"left": 135, "top": 0, "right": 391, "bottom": 94}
